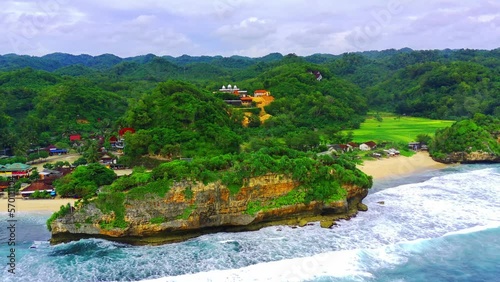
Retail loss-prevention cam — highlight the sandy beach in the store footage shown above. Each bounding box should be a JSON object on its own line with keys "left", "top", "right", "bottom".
{"left": 4, "top": 152, "right": 444, "bottom": 213}
{"left": 0, "top": 198, "right": 77, "bottom": 212}
{"left": 358, "top": 151, "right": 449, "bottom": 180}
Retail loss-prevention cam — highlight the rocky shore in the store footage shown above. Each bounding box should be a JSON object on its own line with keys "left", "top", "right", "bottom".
{"left": 432, "top": 151, "right": 500, "bottom": 164}
{"left": 50, "top": 174, "right": 369, "bottom": 245}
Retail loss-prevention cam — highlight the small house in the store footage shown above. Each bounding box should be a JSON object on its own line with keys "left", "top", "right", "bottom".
{"left": 408, "top": 142, "right": 421, "bottom": 150}
{"left": 254, "top": 90, "right": 270, "bottom": 97}
{"left": 347, "top": 142, "right": 359, "bottom": 149}
{"left": 359, "top": 144, "right": 370, "bottom": 151}
{"left": 0, "top": 163, "right": 33, "bottom": 178}
{"left": 0, "top": 181, "right": 10, "bottom": 192}
{"left": 119, "top": 127, "right": 136, "bottom": 137}
{"left": 69, "top": 134, "right": 81, "bottom": 142}
{"left": 109, "top": 136, "right": 118, "bottom": 145}
{"left": 363, "top": 141, "right": 377, "bottom": 150}
{"left": 20, "top": 181, "right": 54, "bottom": 198}
{"left": 100, "top": 154, "right": 114, "bottom": 164}
{"left": 240, "top": 96, "right": 253, "bottom": 106}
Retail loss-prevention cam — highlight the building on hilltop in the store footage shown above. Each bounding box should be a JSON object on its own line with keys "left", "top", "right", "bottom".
{"left": 240, "top": 96, "right": 253, "bottom": 106}
{"left": 254, "top": 90, "right": 271, "bottom": 97}
{"left": 219, "top": 84, "right": 248, "bottom": 96}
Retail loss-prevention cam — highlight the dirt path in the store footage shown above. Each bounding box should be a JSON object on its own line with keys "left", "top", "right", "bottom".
{"left": 31, "top": 153, "right": 81, "bottom": 170}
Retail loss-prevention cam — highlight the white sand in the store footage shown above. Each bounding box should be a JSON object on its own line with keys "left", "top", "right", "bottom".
{"left": 357, "top": 152, "right": 449, "bottom": 180}
{"left": 0, "top": 198, "right": 77, "bottom": 212}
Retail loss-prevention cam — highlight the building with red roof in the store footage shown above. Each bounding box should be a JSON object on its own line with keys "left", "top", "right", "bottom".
{"left": 69, "top": 134, "right": 81, "bottom": 142}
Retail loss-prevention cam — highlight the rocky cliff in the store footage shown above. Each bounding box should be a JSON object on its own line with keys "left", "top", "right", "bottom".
{"left": 51, "top": 174, "right": 368, "bottom": 245}
{"left": 433, "top": 151, "right": 500, "bottom": 164}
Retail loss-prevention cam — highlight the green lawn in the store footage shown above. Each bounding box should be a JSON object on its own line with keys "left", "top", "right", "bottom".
{"left": 348, "top": 113, "right": 455, "bottom": 143}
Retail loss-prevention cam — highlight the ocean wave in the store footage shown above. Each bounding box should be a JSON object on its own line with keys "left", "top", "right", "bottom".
{"left": 149, "top": 223, "right": 500, "bottom": 282}
{"left": 2, "top": 165, "right": 499, "bottom": 281}
{"left": 443, "top": 221, "right": 500, "bottom": 237}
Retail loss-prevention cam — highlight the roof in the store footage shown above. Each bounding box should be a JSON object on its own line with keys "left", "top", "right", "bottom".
{"left": 56, "top": 168, "right": 73, "bottom": 176}
{"left": 119, "top": 127, "right": 136, "bottom": 136}
{"left": 363, "top": 141, "right": 377, "bottom": 148}
{"left": 21, "top": 182, "right": 53, "bottom": 192}
{"left": 69, "top": 134, "right": 81, "bottom": 141}
{"left": 0, "top": 163, "right": 32, "bottom": 172}
{"left": 347, "top": 142, "right": 358, "bottom": 147}
{"left": 254, "top": 89, "right": 268, "bottom": 93}
{"left": 42, "top": 168, "right": 62, "bottom": 175}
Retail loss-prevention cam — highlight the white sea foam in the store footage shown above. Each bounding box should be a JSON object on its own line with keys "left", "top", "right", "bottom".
{"left": 3, "top": 166, "right": 499, "bottom": 282}
{"left": 443, "top": 221, "right": 500, "bottom": 237}
{"left": 141, "top": 249, "right": 372, "bottom": 282}
{"left": 138, "top": 166, "right": 500, "bottom": 282}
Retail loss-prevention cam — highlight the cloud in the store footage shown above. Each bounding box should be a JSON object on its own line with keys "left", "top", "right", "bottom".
{"left": 0, "top": 0, "right": 498, "bottom": 57}
{"left": 216, "top": 17, "right": 276, "bottom": 41}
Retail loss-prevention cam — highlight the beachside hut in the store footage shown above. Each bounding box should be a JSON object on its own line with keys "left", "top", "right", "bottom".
{"left": 20, "top": 181, "right": 54, "bottom": 198}
{"left": 0, "top": 163, "right": 32, "bottom": 178}
{"left": 359, "top": 144, "right": 370, "bottom": 151}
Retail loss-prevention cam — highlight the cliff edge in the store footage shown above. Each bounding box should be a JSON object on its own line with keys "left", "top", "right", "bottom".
{"left": 50, "top": 174, "right": 368, "bottom": 245}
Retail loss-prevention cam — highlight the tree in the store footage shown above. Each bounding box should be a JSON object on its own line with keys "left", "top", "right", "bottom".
{"left": 83, "top": 141, "right": 100, "bottom": 163}
{"left": 29, "top": 169, "right": 40, "bottom": 181}
{"left": 247, "top": 114, "right": 261, "bottom": 128}
{"left": 54, "top": 163, "right": 116, "bottom": 198}
{"left": 38, "top": 151, "right": 49, "bottom": 159}
{"left": 415, "top": 134, "right": 432, "bottom": 145}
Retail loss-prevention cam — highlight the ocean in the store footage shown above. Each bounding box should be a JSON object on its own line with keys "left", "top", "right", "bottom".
{"left": 1, "top": 164, "right": 499, "bottom": 282}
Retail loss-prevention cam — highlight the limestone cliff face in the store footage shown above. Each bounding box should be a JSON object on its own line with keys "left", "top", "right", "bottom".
{"left": 433, "top": 151, "right": 500, "bottom": 164}
{"left": 51, "top": 174, "right": 368, "bottom": 245}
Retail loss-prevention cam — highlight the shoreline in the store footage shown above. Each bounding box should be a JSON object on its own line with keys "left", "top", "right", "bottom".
{"left": 3, "top": 152, "right": 444, "bottom": 213}
{"left": 357, "top": 151, "right": 449, "bottom": 181}
{"left": 0, "top": 198, "right": 77, "bottom": 213}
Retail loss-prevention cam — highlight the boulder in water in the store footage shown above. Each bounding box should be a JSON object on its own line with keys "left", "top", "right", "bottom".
{"left": 357, "top": 203, "right": 368, "bottom": 212}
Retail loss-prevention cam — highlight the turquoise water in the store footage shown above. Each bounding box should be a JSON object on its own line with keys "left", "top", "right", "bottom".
{"left": 1, "top": 164, "right": 499, "bottom": 281}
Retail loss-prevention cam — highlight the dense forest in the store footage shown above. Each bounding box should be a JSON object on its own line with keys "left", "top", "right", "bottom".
{"left": 0, "top": 48, "right": 499, "bottom": 158}
{"left": 2, "top": 48, "right": 498, "bottom": 229}
{"left": 430, "top": 114, "right": 500, "bottom": 160}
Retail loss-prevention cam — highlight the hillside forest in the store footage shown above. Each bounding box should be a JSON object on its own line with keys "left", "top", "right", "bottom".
{"left": 2, "top": 48, "right": 499, "bottom": 227}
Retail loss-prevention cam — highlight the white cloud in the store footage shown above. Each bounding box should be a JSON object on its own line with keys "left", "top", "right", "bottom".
{"left": 469, "top": 14, "right": 500, "bottom": 23}
{"left": 130, "top": 15, "right": 157, "bottom": 26}
{"left": 0, "top": 0, "right": 498, "bottom": 57}
{"left": 216, "top": 17, "right": 276, "bottom": 41}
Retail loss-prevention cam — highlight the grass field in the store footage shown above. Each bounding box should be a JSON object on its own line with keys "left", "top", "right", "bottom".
{"left": 348, "top": 113, "right": 455, "bottom": 143}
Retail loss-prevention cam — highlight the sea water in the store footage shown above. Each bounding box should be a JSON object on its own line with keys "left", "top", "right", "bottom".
{"left": 0, "top": 164, "right": 499, "bottom": 282}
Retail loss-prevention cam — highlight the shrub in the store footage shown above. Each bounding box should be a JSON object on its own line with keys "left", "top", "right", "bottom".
{"left": 46, "top": 203, "right": 71, "bottom": 231}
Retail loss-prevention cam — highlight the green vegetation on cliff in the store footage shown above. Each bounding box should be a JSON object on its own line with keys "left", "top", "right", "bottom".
{"left": 121, "top": 80, "right": 242, "bottom": 158}
{"left": 2, "top": 49, "right": 495, "bottom": 235}
{"left": 53, "top": 147, "right": 371, "bottom": 229}
{"left": 430, "top": 114, "right": 500, "bottom": 160}
{"left": 54, "top": 163, "right": 117, "bottom": 198}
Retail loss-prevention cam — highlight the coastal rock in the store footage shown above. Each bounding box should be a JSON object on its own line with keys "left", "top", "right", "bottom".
{"left": 357, "top": 203, "right": 368, "bottom": 212}
{"left": 298, "top": 219, "right": 308, "bottom": 227}
{"left": 433, "top": 151, "right": 500, "bottom": 164}
{"left": 377, "top": 201, "right": 385, "bottom": 205}
{"left": 320, "top": 220, "right": 334, "bottom": 228}
{"left": 51, "top": 174, "right": 369, "bottom": 245}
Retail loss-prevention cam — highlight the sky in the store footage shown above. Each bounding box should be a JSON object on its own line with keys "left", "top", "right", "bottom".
{"left": 0, "top": 0, "right": 499, "bottom": 58}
